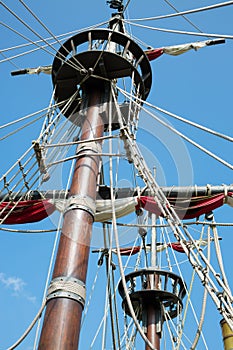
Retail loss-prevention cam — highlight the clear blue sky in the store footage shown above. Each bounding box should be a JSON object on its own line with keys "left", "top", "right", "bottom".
{"left": 0, "top": 1, "right": 233, "bottom": 349}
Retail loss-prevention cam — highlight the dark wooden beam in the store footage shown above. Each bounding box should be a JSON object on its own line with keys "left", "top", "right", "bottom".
{"left": 38, "top": 87, "right": 105, "bottom": 349}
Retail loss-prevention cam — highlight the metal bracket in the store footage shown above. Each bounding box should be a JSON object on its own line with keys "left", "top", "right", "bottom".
{"left": 76, "top": 141, "right": 102, "bottom": 156}
{"left": 64, "top": 194, "right": 96, "bottom": 217}
{"left": 46, "top": 276, "right": 86, "bottom": 308}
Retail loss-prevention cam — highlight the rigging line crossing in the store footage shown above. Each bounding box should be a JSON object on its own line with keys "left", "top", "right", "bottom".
{"left": 176, "top": 224, "right": 208, "bottom": 349}
{"left": 0, "top": 7, "right": 85, "bottom": 73}
{"left": 162, "top": 308, "right": 186, "bottom": 349}
{"left": 114, "top": 118, "right": 233, "bottom": 328}
{"left": 162, "top": 0, "right": 204, "bottom": 35}
{"left": 158, "top": 191, "right": 233, "bottom": 320}
{"left": 0, "top": 34, "right": 77, "bottom": 64}
{"left": 0, "top": 19, "right": 58, "bottom": 62}
{"left": 142, "top": 105, "right": 233, "bottom": 170}
{"left": 123, "top": 19, "right": 233, "bottom": 40}
{"left": 212, "top": 224, "right": 232, "bottom": 294}
{"left": 1, "top": 20, "right": 110, "bottom": 54}
{"left": 104, "top": 221, "right": 233, "bottom": 228}
{"left": 160, "top": 219, "right": 206, "bottom": 342}
{"left": 89, "top": 241, "right": 141, "bottom": 349}
{"left": 0, "top": 163, "right": 42, "bottom": 224}
{"left": 131, "top": 0, "right": 233, "bottom": 21}
{"left": 189, "top": 229, "right": 210, "bottom": 350}
{"left": 41, "top": 123, "right": 78, "bottom": 184}
{"left": 91, "top": 16, "right": 130, "bottom": 74}
{"left": 90, "top": 235, "right": 141, "bottom": 348}
{"left": 0, "top": 101, "right": 64, "bottom": 130}
{"left": 33, "top": 160, "right": 75, "bottom": 350}
{"left": 38, "top": 89, "right": 57, "bottom": 142}
{"left": 0, "top": 20, "right": 77, "bottom": 70}
{"left": 0, "top": 143, "right": 35, "bottom": 182}
{"left": 109, "top": 88, "right": 158, "bottom": 349}
{"left": 108, "top": 130, "right": 157, "bottom": 350}
{"left": 18, "top": 0, "right": 86, "bottom": 72}
{"left": 0, "top": 50, "right": 20, "bottom": 69}
{"left": 0, "top": 99, "right": 77, "bottom": 200}
{"left": 0, "top": 157, "right": 36, "bottom": 201}
{"left": 38, "top": 91, "right": 80, "bottom": 143}
{"left": 117, "top": 87, "right": 233, "bottom": 170}
{"left": 0, "top": 113, "right": 45, "bottom": 142}
{"left": 117, "top": 87, "right": 233, "bottom": 143}
{"left": 42, "top": 135, "right": 118, "bottom": 148}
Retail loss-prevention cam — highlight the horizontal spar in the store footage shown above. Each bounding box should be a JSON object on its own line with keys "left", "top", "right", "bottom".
{"left": 1, "top": 184, "right": 233, "bottom": 201}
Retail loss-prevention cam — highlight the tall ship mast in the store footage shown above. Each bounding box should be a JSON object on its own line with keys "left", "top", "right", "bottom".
{"left": 0, "top": 1, "right": 233, "bottom": 349}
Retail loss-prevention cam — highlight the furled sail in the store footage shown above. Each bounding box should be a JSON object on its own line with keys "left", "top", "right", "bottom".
{"left": 146, "top": 39, "right": 225, "bottom": 61}
{"left": 0, "top": 192, "right": 232, "bottom": 225}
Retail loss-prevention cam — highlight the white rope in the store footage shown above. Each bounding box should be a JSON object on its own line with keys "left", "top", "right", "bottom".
{"left": 0, "top": 20, "right": 55, "bottom": 60}
{"left": 0, "top": 20, "right": 109, "bottom": 54}
{"left": 0, "top": 227, "right": 57, "bottom": 233}
{"left": 141, "top": 101, "right": 233, "bottom": 143}
{"left": 175, "top": 224, "right": 208, "bottom": 349}
{"left": 117, "top": 86, "right": 233, "bottom": 170}
{"left": 0, "top": 3, "right": 85, "bottom": 73}
{"left": 0, "top": 102, "right": 62, "bottom": 130}
{"left": 212, "top": 223, "right": 232, "bottom": 296}
{"left": 131, "top": 1, "right": 233, "bottom": 21}
{"left": 110, "top": 86, "right": 157, "bottom": 349}
{"left": 123, "top": 19, "right": 233, "bottom": 40}
{"left": 6, "top": 300, "right": 47, "bottom": 350}
{"left": 18, "top": 0, "right": 86, "bottom": 72}
{"left": 0, "top": 50, "right": 20, "bottom": 69}
{"left": 42, "top": 135, "right": 118, "bottom": 148}
{"left": 190, "top": 228, "right": 210, "bottom": 349}
{"left": 162, "top": 0, "right": 205, "bottom": 35}
{"left": 33, "top": 159, "right": 75, "bottom": 349}
{"left": 0, "top": 98, "right": 80, "bottom": 221}
{"left": 161, "top": 219, "right": 207, "bottom": 348}
{"left": 0, "top": 113, "right": 45, "bottom": 142}
{"left": 81, "top": 265, "right": 101, "bottom": 326}
{"left": 111, "top": 87, "right": 233, "bottom": 329}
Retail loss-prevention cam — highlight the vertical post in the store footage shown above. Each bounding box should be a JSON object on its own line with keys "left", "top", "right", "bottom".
{"left": 38, "top": 86, "right": 105, "bottom": 350}
{"left": 145, "top": 214, "right": 161, "bottom": 350}
{"left": 146, "top": 303, "right": 161, "bottom": 350}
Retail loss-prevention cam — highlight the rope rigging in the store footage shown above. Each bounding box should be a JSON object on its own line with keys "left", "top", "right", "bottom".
{"left": 123, "top": 19, "right": 233, "bottom": 40}
{"left": 131, "top": 1, "right": 233, "bottom": 21}
{"left": 0, "top": 1, "right": 86, "bottom": 74}
{"left": 0, "top": 1, "right": 232, "bottom": 349}
{"left": 117, "top": 86, "right": 233, "bottom": 170}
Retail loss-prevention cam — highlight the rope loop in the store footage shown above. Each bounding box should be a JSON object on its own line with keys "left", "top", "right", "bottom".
{"left": 47, "top": 276, "right": 86, "bottom": 308}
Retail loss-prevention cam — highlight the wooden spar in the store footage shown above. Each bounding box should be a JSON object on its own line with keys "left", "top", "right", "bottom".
{"left": 38, "top": 87, "right": 105, "bottom": 349}
{"left": 3, "top": 184, "right": 233, "bottom": 201}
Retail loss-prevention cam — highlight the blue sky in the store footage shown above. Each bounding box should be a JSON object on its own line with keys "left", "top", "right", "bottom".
{"left": 0, "top": 1, "right": 233, "bottom": 349}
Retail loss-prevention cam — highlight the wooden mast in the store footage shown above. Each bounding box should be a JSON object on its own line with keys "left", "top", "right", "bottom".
{"left": 38, "top": 87, "right": 105, "bottom": 349}
{"left": 38, "top": 0, "right": 152, "bottom": 347}
{"left": 145, "top": 214, "right": 161, "bottom": 350}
